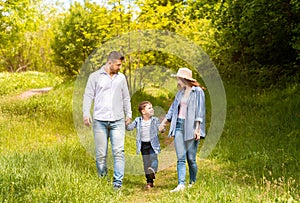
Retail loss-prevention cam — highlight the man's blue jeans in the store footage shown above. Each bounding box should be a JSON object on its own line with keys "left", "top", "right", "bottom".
{"left": 174, "top": 118, "right": 199, "bottom": 185}
{"left": 93, "top": 119, "right": 125, "bottom": 187}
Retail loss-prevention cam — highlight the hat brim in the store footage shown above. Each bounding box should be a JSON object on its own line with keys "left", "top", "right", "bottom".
{"left": 171, "top": 74, "right": 196, "bottom": 82}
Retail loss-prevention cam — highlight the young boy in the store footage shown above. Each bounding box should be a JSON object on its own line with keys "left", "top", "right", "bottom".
{"left": 126, "top": 101, "right": 164, "bottom": 189}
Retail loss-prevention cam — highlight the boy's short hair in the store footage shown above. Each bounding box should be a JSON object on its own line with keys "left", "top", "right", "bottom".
{"left": 107, "top": 51, "right": 124, "bottom": 62}
{"left": 138, "top": 101, "right": 151, "bottom": 114}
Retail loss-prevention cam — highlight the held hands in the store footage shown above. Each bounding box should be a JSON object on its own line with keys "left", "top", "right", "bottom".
{"left": 125, "top": 118, "right": 132, "bottom": 126}
{"left": 158, "top": 124, "right": 166, "bottom": 133}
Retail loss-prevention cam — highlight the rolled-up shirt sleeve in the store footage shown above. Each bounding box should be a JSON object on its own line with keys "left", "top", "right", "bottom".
{"left": 195, "top": 88, "right": 205, "bottom": 123}
{"left": 122, "top": 78, "right": 132, "bottom": 119}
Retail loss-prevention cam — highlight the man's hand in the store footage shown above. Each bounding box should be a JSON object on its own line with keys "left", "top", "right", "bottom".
{"left": 84, "top": 117, "right": 92, "bottom": 127}
{"left": 125, "top": 118, "right": 131, "bottom": 126}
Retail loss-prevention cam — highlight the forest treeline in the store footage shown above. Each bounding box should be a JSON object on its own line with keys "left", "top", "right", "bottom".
{"left": 1, "top": 0, "right": 299, "bottom": 88}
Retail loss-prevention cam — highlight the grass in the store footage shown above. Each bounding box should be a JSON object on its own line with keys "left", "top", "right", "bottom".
{"left": 0, "top": 72, "right": 299, "bottom": 202}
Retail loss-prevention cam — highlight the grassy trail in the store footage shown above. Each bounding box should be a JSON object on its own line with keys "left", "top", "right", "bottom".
{"left": 0, "top": 72, "right": 299, "bottom": 202}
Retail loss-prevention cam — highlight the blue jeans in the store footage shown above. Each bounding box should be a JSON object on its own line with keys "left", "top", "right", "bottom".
{"left": 141, "top": 142, "right": 158, "bottom": 183}
{"left": 93, "top": 119, "right": 125, "bottom": 187}
{"left": 174, "top": 118, "right": 199, "bottom": 185}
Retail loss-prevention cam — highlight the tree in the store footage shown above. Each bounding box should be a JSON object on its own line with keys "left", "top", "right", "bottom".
{"left": 51, "top": 2, "right": 113, "bottom": 76}
{"left": 206, "top": 0, "right": 300, "bottom": 86}
{"left": 0, "top": 0, "right": 42, "bottom": 72}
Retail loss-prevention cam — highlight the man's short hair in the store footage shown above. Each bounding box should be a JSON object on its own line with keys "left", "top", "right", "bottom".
{"left": 138, "top": 101, "right": 151, "bottom": 114}
{"left": 107, "top": 51, "right": 124, "bottom": 62}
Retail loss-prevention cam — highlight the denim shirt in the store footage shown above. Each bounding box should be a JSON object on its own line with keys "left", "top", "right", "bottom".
{"left": 165, "top": 86, "right": 206, "bottom": 141}
{"left": 126, "top": 116, "right": 161, "bottom": 154}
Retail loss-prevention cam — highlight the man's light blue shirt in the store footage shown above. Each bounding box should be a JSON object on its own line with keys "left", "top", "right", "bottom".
{"left": 83, "top": 66, "right": 132, "bottom": 121}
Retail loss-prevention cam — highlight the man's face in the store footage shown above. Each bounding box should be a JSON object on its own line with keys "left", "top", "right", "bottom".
{"left": 142, "top": 104, "right": 154, "bottom": 117}
{"left": 109, "top": 59, "right": 123, "bottom": 74}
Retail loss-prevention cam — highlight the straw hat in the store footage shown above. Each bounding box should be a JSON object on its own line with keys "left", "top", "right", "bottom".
{"left": 171, "top": 67, "right": 196, "bottom": 81}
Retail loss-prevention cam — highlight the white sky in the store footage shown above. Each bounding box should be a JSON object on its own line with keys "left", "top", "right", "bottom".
{"left": 50, "top": 0, "right": 137, "bottom": 11}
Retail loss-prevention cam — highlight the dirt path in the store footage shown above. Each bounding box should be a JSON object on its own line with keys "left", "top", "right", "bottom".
{"left": 18, "top": 87, "right": 53, "bottom": 99}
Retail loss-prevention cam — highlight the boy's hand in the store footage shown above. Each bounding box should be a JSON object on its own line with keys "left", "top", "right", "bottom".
{"left": 158, "top": 125, "right": 166, "bottom": 133}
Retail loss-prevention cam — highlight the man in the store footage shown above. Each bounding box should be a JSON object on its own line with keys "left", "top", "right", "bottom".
{"left": 83, "top": 51, "right": 132, "bottom": 190}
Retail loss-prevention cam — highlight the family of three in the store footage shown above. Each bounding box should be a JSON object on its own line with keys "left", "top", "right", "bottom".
{"left": 83, "top": 51, "right": 206, "bottom": 192}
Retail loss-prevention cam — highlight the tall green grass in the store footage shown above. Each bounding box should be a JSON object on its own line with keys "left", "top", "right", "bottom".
{"left": 0, "top": 72, "right": 299, "bottom": 202}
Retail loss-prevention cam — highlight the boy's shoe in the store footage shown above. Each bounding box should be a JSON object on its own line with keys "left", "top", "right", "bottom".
{"left": 147, "top": 167, "right": 156, "bottom": 179}
{"left": 144, "top": 182, "right": 154, "bottom": 189}
{"left": 188, "top": 182, "right": 195, "bottom": 188}
{"left": 113, "top": 184, "right": 122, "bottom": 191}
{"left": 170, "top": 184, "right": 185, "bottom": 193}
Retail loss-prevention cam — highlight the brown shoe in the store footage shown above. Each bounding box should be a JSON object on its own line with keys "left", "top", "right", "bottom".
{"left": 144, "top": 183, "right": 154, "bottom": 189}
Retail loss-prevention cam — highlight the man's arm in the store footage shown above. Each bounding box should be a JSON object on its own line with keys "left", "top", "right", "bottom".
{"left": 83, "top": 74, "right": 95, "bottom": 127}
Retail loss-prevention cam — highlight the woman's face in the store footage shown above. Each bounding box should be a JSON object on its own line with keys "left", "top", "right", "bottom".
{"left": 177, "top": 77, "right": 186, "bottom": 90}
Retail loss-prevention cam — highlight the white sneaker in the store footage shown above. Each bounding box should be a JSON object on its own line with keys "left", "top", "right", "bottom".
{"left": 170, "top": 184, "right": 185, "bottom": 193}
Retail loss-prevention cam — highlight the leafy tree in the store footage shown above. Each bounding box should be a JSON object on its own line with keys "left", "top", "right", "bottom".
{"left": 201, "top": 0, "right": 300, "bottom": 86}
{"left": 0, "top": 0, "right": 58, "bottom": 72}
{"left": 52, "top": 2, "right": 113, "bottom": 76}
{"left": 0, "top": 0, "right": 41, "bottom": 72}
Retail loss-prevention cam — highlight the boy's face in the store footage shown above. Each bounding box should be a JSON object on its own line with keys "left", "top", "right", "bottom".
{"left": 142, "top": 103, "right": 154, "bottom": 117}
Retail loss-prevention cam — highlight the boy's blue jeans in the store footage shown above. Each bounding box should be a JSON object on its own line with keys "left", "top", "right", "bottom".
{"left": 93, "top": 119, "right": 125, "bottom": 187}
{"left": 174, "top": 118, "right": 199, "bottom": 185}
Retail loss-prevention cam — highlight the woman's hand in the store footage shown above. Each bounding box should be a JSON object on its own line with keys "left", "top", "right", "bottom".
{"left": 159, "top": 124, "right": 166, "bottom": 133}
{"left": 194, "top": 129, "right": 201, "bottom": 140}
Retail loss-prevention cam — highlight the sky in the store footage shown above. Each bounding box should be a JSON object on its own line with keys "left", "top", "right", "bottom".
{"left": 48, "top": 0, "right": 136, "bottom": 11}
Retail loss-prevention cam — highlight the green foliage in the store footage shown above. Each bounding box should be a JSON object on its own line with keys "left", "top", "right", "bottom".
{"left": 51, "top": 1, "right": 134, "bottom": 76}
{"left": 200, "top": 0, "right": 300, "bottom": 87}
{"left": 0, "top": 0, "right": 57, "bottom": 72}
{"left": 130, "top": 87, "right": 173, "bottom": 118}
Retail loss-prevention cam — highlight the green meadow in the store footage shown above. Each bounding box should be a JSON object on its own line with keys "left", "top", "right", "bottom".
{"left": 0, "top": 72, "right": 299, "bottom": 202}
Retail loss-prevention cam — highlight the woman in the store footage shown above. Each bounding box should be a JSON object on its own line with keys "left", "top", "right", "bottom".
{"left": 159, "top": 67, "right": 206, "bottom": 193}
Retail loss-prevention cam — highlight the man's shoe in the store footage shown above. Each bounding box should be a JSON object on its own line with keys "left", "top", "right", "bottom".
{"left": 170, "top": 184, "right": 185, "bottom": 193}
{"left": 147, "top": 167, "right": 156, "bottom": 179}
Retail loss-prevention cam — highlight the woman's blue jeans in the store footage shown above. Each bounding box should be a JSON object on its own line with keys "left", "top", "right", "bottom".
{"left": 174, "top": 118, "right": 199, "bottom": 185}
{"left": 93, "top": 119, "right": 125, "bottom": 187}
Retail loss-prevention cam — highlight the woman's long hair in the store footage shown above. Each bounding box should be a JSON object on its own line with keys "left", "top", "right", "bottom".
{"left": 179, "top": 77, "right": 206, "bottom": 90}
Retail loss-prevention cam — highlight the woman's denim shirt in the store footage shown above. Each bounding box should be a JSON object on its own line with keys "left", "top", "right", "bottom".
{"left": 126, "top": 116, "right": 161, "bottom": 154}
{"left": 166, "top": 86, "right": 206, "bottom": 141}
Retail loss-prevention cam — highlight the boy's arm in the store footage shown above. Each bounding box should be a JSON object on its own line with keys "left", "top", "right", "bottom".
{"left": 126, "top": 118, "right": 138, "bottom": 131}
